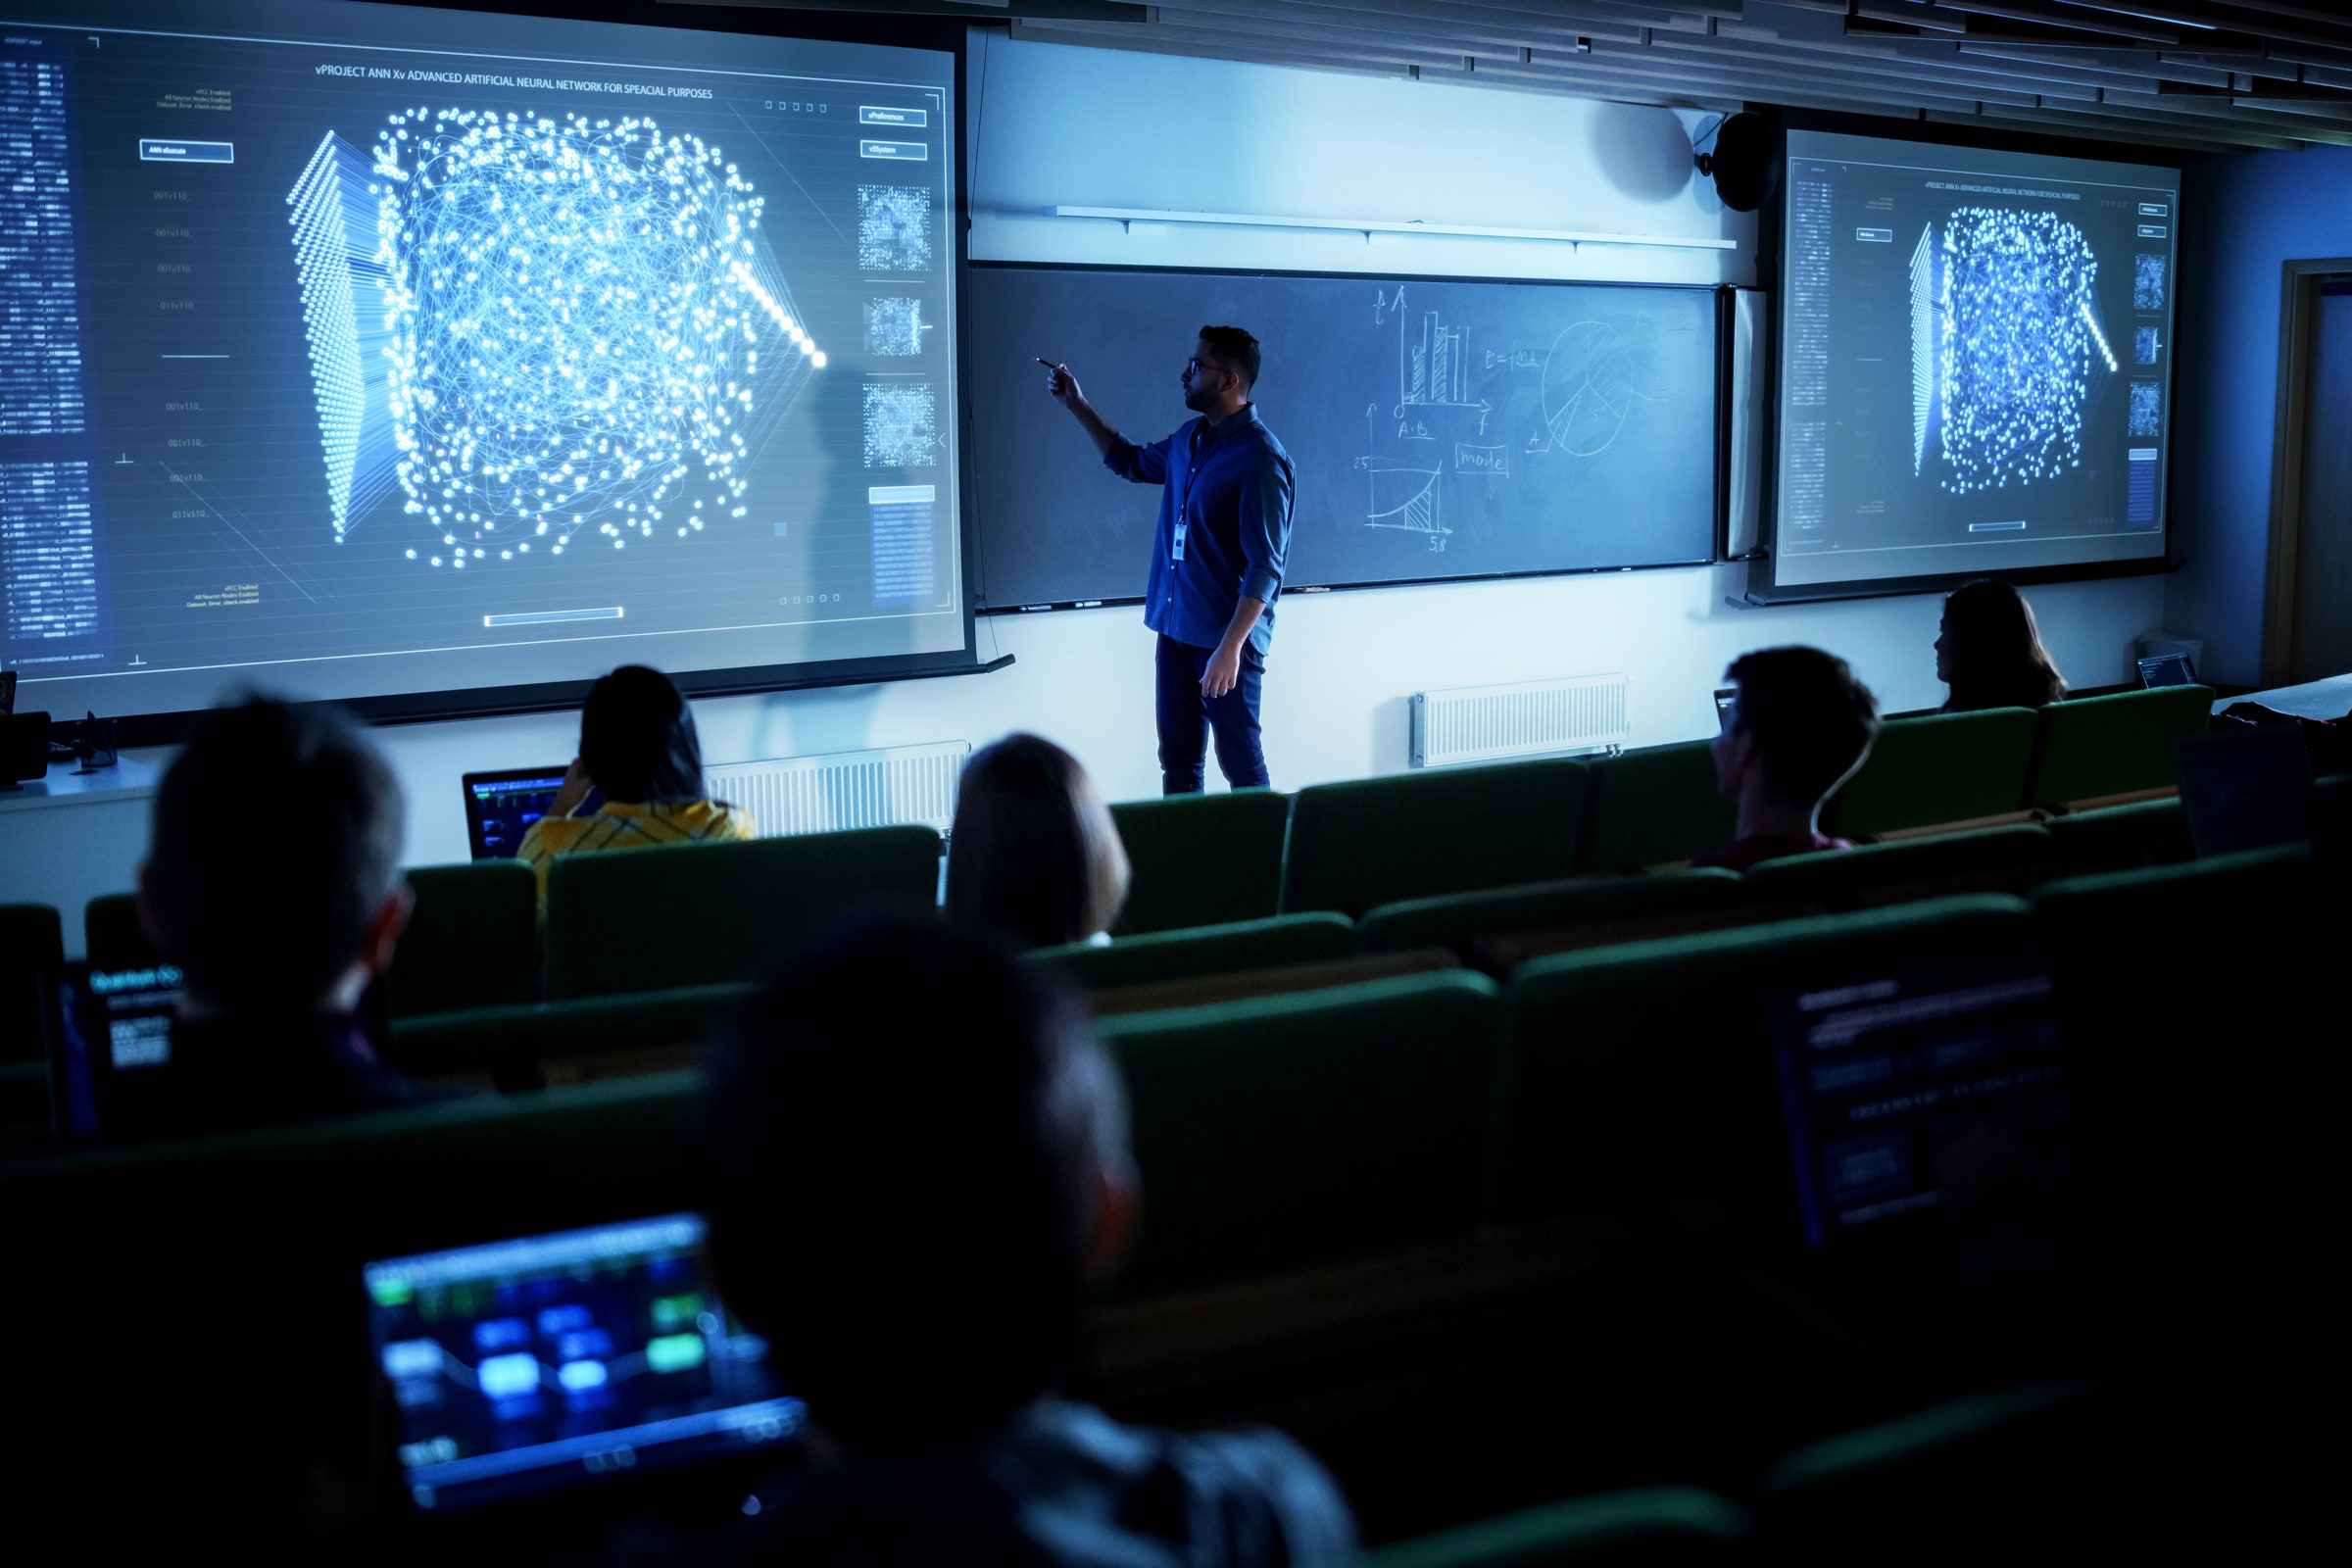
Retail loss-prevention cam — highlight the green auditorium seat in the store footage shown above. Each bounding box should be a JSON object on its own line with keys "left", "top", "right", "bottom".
{"left": 1096, "top": 969, "right": 1507, "bottom": 1296}
{"left": 1279, "top": 760, "right": 1590, "bottom": 916}
{"left": 1108, "top": 790, "right": 1293, "bottom": 935}
{"left": 2043, "top": 794, "right": 2192, "bottom": 871}
{"left": 1740, "top": 823, "right": 2067, "bottom": 910}
{"left": 1583, "top": 742, "right": 1736, "bottom": 871}
{"left": 1356, "top": 1487, "right": 1750, "bottom": 1566}
{"left": 1357, "top": 869, "right": 1744, "bottom": 956}
{"left": 388, "top": 980, "right": 756, "bottom": 1083}
{"left": 1498, "top": 895, "right": 2035, "bottom": 1224}
{"left": 1031, "top": 911, "right": 1357, "bottom": 992}
{"left": 2023, "top": 684, "right": 2215, "bottom": 807}
{"left": 83, "top": 890, "right": 163, "bottom": 970}
{"left": 2, "top": 1072, "right": 703, "bottom": 1535}
{"left": 381, "top": 860, "right": 538, "bottom": 1018}
{"left": 1828, "top": 708, "right": 2039, "bottom": 837}
{"left": 543, "top": 824, "right": 941, "bottom": 1000}
{"left": 1758, "top": 1381, "right": 2115, "bottom": 1560}
{"left": 0, "top": 903, "right": 62, "bottom": 1065}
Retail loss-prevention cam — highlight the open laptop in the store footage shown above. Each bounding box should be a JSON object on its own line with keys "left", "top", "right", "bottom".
{"left": 365, "top": 1212, "right": 803, "bottom": 1513}
{"left": 2136, "top": 651, "right": 2196, "bottom": 688}
{"left": 48, "top": 959, "right": 183, "bottom": 1138}
{"left": 1770, "top": 956, "right": 2073, "bottom": 1250}
{"left": 2175, "top": 725, "right": 2313, "bottom": 858}
{"left": 462, "top": 766, "right": 600, "bottom": 859}
{"left": 47, "top": 961, "right": 394, "bottom": 1140}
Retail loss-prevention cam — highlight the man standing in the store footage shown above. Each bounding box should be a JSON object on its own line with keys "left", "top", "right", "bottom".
{"left": 1045, "top": 326, "right": 1296, "bottom": 794}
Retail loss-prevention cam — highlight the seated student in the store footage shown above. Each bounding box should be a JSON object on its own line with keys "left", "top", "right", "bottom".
{"left": 945, "top": 733, "right": 1131, "bottom": 950}
{"left": 516, "top": 664, "right": 754, "bottom": 908}
{"left": 1690, "top": 646, "right": 1882, "bottom": 872}
{"left": 135, "top": 696, "right": 418, "bottom": 1132}
{"left": 698, "top": 917, "right": 1356, "bottom": 1566}
{"left": 1936, "top": 577, "right": 2068, "bottom": 712}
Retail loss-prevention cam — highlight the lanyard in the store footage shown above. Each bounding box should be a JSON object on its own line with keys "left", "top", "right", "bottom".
{"left": 1175, "top": 420, "right": 1210, "bottom": 563}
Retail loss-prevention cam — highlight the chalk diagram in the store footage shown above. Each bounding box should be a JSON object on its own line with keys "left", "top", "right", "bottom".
{"left": 1355, "top": 286, "right": 1656, "bottom": 552}
{"left": 1539, "top": 320, "right": 1641, "bottom": 458}
{"left": 287, "top": 110, "right": 822, "bottom": 572}
{"left": 1907, "top": 208, "right": 2111, "bottom": 496}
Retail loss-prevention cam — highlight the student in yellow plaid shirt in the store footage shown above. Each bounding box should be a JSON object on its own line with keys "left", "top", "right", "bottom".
{"left": 516, "top": 665, "right": 754, "bottom": 910}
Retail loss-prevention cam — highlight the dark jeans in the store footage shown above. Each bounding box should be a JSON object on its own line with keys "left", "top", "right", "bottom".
{"left": 1154, "top": 632, "right": 1269, "bottom": 794}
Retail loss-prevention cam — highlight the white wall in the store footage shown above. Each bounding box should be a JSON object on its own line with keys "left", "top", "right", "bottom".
{"left": 20, "top": 32, "right": 2174, "bottom": 925}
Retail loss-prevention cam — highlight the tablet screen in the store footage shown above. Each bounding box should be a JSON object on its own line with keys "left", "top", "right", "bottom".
{"left": 365, "top": 1212, "right": 802, "bottom": 1512}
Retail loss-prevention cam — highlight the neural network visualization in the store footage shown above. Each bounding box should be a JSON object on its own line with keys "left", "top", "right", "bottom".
{"left": 289, "top": 110, "right": 822, "bottom": 571}
{"left": 1913, "top": 208, "right": 2109, "bottom": 496}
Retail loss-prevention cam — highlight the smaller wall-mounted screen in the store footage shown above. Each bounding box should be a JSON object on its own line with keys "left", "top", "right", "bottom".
{"left": 1769, "top": 130, "right": 2179, "bottom": 593}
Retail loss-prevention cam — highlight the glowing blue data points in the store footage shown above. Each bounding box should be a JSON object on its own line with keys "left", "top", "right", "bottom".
{"left": 1936, "top": 207, "right": 2102, "bottom": 496}
{"left": 2079, "top": 301, "right": 2118, "bottom": 373}
{"left": 291, "top": 109, "right": 821, "bottom": 569}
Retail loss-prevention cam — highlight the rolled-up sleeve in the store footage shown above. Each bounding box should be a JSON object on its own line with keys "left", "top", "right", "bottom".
{"left": 1236, "top": 443, "right": 1294, "bottom": 604}
{"left": 1104, "top": 432, "right": 1171, "bottom": 485}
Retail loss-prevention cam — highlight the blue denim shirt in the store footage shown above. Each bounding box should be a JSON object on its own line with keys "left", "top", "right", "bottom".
{"left": 1104, "top": 404, "right": 1295, "bottom": 656}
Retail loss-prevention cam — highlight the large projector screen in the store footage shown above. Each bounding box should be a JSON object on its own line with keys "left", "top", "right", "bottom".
{"left": 0, "top": 1, "right": 968, "bottom": 729}
{"left": 1762, "top": 129, "right": 2179, "bottom": 598}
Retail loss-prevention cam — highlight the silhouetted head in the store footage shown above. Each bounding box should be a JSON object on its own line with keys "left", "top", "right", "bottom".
{"left": 579, "top": 664, "right": 706, "bottom": 804}
{"left": 947, "top": 733, "right": 1130, "bottom": 950}
{"left": 1937, "top": 579, "right": 2068, "bottom": 712}
{"left": 702, "top": 916, "right": 1136, "bottom": 1450}
{"left": 142, "top": 696, "right": 406, "bottom": 1012}
{"left": 1713, "top": 646, "right": 1882, "bottom": 810}
{"left": 1182, "top": 324, "right": 1260, "bottom": 414}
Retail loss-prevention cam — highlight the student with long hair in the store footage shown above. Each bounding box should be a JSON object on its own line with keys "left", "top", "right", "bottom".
{"left": 514, "top": 664, "right": 753, "bottom": 909}
{"left": 1936, "top": 578, "right": 2068, "bottom": 712}
{"left": 946, "top": 733, "right": 1130, "bottom": 949}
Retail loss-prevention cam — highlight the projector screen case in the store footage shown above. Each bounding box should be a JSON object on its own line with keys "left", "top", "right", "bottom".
{"left": 1749, "top": 125, "right": 2181, "bottom": 605}
{"left": 0, "top": 0, "right": 987, "bottom": 735}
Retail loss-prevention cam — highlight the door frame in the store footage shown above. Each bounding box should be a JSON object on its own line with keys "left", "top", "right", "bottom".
{"left": 2264, "top": 257, "right": 2352, "bottom": 687}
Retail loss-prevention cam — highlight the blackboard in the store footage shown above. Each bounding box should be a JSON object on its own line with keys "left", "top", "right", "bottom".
{"left": 968, "top": 266, "right": 1720, "bottom": 611}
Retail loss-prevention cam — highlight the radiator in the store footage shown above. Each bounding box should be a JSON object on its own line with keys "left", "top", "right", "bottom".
{"left": 1409, "top": 674, "right": 1632, "bottom": 768}
{"left": 705, "top": 741, "right": 970, "bottom": 838}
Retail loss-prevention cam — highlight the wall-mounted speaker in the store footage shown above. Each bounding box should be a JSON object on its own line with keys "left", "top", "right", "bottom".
{"left": 1693, "top": 112, "right": 1779, "bottom": 213}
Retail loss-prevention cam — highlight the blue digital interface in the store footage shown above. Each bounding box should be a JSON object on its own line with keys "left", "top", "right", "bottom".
{"left": 364, "top": 1212, "right": 802, "bottom": 1512}
{"left": 462, "top": 765, "right": 598, "bottom": 859}
{"left": 1770, "top": 960, "right": 2073, "bottom": 1249}
{"left": 1775, "top": 131, "right": 2178, "bottom": 589}
{"left": 0, "top": 3, "right": 965, "bottom": 722}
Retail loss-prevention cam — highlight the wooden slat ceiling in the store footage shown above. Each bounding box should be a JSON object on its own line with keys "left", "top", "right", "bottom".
{"left": 701, "top": 0, "right": 2352, "bottom": 153}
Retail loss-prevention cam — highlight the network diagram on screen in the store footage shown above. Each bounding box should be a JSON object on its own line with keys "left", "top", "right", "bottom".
{"left": 1773, "top": 130, "right": 2179, "bottom": 590}
{"left": 0, "top": 2, "right": 963, "bottom": 718}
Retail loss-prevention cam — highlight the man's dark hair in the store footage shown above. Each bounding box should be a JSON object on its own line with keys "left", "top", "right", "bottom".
{"left": 579, "top": 664, "right": 706, "bottom": 804}
{"left": 1198, "top": 323, "right": 1261, "bottom": 390}
{"left": 145, "top": 696, "right": 403, "bottom": 1010}
{"left": 1725, "top": 646, "right": 1882, "bottom": 807}
{"left": 702, "top": 917, "right": 1128, "bottom": 1450}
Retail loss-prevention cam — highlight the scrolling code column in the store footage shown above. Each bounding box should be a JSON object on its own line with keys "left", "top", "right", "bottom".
{"left": 0, "top": 42, "right": 106, "bottom": 665}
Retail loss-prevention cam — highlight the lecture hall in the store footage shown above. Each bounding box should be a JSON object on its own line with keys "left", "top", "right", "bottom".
{"left": 1, "top": 0, "right": 2345, "bottom": 1560}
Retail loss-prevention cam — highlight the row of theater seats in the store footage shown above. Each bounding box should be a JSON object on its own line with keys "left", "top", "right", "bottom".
{"left": 5, "top": 839, "right": 2328, "bottom": 1556}
{"left": 7, "top": 845, "right": 2325, "bottom": 1304}
{"left": 0, "top": 682, "right": 2219, "bottom": 1056}
{"left": 0, "top": 780, "right": 2273, "bottom": 1124}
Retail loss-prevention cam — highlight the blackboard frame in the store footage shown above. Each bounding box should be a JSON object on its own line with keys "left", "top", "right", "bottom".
{"left": 968, "top": 261, "right": 1730, "bottom": 615}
